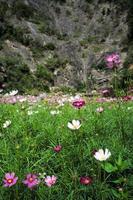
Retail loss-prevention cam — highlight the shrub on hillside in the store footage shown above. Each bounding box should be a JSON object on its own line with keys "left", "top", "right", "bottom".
{"left": 0, "top": 56, "right": 50, "bottom": 93}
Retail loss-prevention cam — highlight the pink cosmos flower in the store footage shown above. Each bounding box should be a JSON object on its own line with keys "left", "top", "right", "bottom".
{"left": 105, "top": 53, "right": 121, "bottom": 69}
{"left": 3, "top": 172, "right": 18, "bottom": 187}
{"left": 122, "top": 96, "right": 132, "bottom": 101}
{"left": 101, "top": 88, "right": 112, "bottom": 97}
{"left": 80, "top": 176, "right": 92, "bottom": 185}
{"left": 53, "top": 145, "right": 62, "bottom": 153}
{"left": 44, "top": 175, "right": 57, "bottom": 187}
{"left": 96, "top": 107, "right": 104, "bottom": 113}
{"left": 23, "top": 174, "right": 40, "bottom": 189}
{"left": 72, "top": 99, "right": 85, "bottom": 109}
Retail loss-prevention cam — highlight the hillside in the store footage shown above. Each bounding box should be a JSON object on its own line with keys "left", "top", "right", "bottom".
{"left": 0, "top": 0, "right": 133, "bottom": 94}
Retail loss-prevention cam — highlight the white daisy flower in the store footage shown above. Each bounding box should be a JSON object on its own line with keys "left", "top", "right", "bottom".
{"left": 27, "top": 110, "right": 33, "bottom": 115}
{"left": 127, "top": 107, "right": 132, "bottom": 110}
{"left": 96, "top": 107, "right": 104, "bottom": 113}
{"left": 67, "top": 120, "right": 81, "bottom": 130}
{"left": 50, "top": 110, "right": 60, "bottom": 115}
{"left": 9, "top": 90, "right": 18, "bottom": 96}
{"left": 3, "top": 120, "right": 11, "bottom": 128}
{"left": 94, "top": 149, "right": 111, "bottom": 161}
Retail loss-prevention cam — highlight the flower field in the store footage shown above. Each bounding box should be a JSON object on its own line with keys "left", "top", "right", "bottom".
{"left": 0, "top": 98, "right": 133, "bottom": 200}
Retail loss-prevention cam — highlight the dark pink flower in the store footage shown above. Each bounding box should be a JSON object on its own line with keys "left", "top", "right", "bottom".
{"left": 105, "top": 53, "right": 121, "bottom": 69}
{"left": 72, "top": 99, "right": 85, "bottom": 109}
{"left": 80, "top": 176, "right": 92, "bottom": 185}
{"left": 53, "top": 145, "right": 62, "bottom": 153}
{"left": 101, "top": 88, "right": 111, "bottom": 97}
{"left": 44, "top": 175, "right": 57, "bottom": 187}
{"left": 3, "top": 172, "right": 18, "bottom": 187}
{"left": 23, "top": 174, "right": 40, "bottom": 189}
{"left": 122, "top": 96, "right": 132, "bottom": 101}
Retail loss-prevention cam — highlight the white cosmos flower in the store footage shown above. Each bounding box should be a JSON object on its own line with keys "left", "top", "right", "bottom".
{"left": 9, "top": 90, "right": 18, "bottom": 96}
{"left": 127, "top": 107, "right": 132, "bottom": 110}
{"left": 19, "top": 97, "right": 27, "bottom": 103}
{"left": 3, "top": 120, "right": 11, "bottom": 128}
{"left": 94, "top": 149, "right": 111, "bottom": 161}
{"left": 27, "top": 110, "right": 33, "bottom": 115}
{"left": 67, "top": 120, "right": 81, "bottom": 130}
{"left": 50, "top": 110, "right": 60, "bottom": 115}
{"left": 96, "top": 107, "right": 104, "bottom": 113}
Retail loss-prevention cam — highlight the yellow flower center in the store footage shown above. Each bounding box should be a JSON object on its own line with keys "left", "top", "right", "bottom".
{"left": 29, "top": 177, "right": 33, "bottom": 183}
{"left": 7, "top": 179, "right": 13, "bottom": 183}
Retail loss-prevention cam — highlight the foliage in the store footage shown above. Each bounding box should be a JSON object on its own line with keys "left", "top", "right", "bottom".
{"left": 35, "top": 64, "right": 53, "bottom": 83}
{"left": 0, "top": 56, "right": 50, "bottom": 93}
{"left": 43, "top": 43, "right": 56, "bottom": 51}
{"left": 45, "top": 55, "right": 68, "bottom": 71}
{"left": 0, "top": 2, "right": 9, "bottom": 20}
{"left": 12, "top": 1, "right": 35, "bottom": 19}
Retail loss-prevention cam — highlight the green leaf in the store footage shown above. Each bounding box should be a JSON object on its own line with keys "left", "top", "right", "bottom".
{"left": 102, "top": 163, "right": 118, "bottom": 173}
{"left": 112, "top": 177, "right": 125, "bottom": 184}
{"left": 111, "top": 189, "right": 121, "bottom": 198}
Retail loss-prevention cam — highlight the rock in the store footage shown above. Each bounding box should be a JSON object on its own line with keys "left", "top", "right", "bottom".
{"left": 0, "top": 0, "right": 131, "bottom": 93}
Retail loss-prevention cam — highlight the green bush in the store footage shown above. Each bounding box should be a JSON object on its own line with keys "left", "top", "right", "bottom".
{"left": 0, "top": 56, "right": 51, "bottom": 93}
{"left": 35, "top": 65, "right": 53, "bottom": 83}
{"left": 0, "top": 2, "right": 9, "bottom": 20}
{"left": 46, "top": 55, "right": 68, "bottom": 71}
{"left": 12, "top": 1, "right": 35, "bottom": 19}
{"left": 43, "top": 43, "right": 56, "bottom": 51}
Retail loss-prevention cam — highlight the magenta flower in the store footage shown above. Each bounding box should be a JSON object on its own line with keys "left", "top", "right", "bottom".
{"left": 105, "top": 53, "right": 121, "bottom": 69}
{"left": 23, "top": 174, "right": 40, "bottom": 189}
{"left": 122, "top": 95, "right": 132, "bottom": 101}
{"left": 101, "top": 88, "right": 111, "bottom": 97}
{"left": 53, "top": 145, "right": 62, "bottom": 153}
{"left": 44, "top": 175, "right": 57, "bottom": 187}
{"left": 80, "top": 176, "right": 92, "bottom": 185}
{"left": 72, "top": 99, "right": 85, "bottom": 109}
{"left": 3, "top": 172, "right": 18, "bottom": 187}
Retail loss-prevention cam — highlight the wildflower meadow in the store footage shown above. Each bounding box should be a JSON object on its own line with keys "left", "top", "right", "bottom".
{"left": 0, "top": 95, "right": 133, "bottom": 200}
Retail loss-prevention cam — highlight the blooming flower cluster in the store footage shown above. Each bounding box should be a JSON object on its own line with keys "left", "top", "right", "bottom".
{"left": 3, "top": 173, "right": 57, "bottom": 189}
{"left": 105, "top": 53, "right": 121, "bottom": 69}
{"left": 72, "top": 99, "right": 85, "bottom": 109}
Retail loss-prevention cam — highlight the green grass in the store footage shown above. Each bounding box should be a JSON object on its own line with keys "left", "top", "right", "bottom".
{"left": 0, "top": 100, "right": 133, "bottom": 199}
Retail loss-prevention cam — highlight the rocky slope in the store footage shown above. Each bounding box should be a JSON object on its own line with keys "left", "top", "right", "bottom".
{"left": 0, "top": 0, "right": 132, "bottom": 94}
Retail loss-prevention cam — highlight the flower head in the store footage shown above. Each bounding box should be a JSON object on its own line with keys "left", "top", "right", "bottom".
{"left": 67, "top": 120, "right": 81, "bottom": 130}
{"left": 3, "top": 172, "right": 18, "bottom": 187}
{"left": 72, "top": 99, "right": 85, "bottom": 109}
{"left": 9, "top": 90, "right": 18, "bottom": 96}
{"left": 105, "top": 53, "right": 121, "bottom": 69}
{"left": 23, "top": 174, "right": 40, "bottom": 189}
{"left": 3, "top": 120, "right": 11, "bottom": 128}
{"left": 80, "top": 176, "right": 92, "bottom": 185}
{"left": 50, "top": 110, "right": 60, "bottom": 115}
{"left": 27, "top": 110, "right": 33, "bottom": 115}
{"left": 44, "top": 175, "right": 57, "bottom": 187}
{"left": 96, "top": 107, "right": 104, "bottom": 113}
{"left": 101, "top": 88, "right": 111, "bottom": 97}
{"left": 53, "top": 145, "right": 62, "bottom": 153}
{"left": 94, "top": 149, "right": 111, "bottom": 161}
{"left": 122, "top": 96, "right": 132, "bottom": 101}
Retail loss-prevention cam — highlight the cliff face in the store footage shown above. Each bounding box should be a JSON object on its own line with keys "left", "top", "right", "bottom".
{"left": 0, "top": 0, "right": 131, "bottom": 93}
